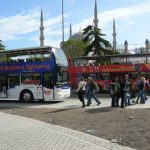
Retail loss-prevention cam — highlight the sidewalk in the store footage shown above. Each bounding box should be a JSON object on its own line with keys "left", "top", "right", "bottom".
{"left": 0, "top": 112, "right": 134, "bottom": 150}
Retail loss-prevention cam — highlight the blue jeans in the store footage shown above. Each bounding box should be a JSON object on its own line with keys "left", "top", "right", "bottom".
{"left": 136, "top": 90, "right": 140, "bottom": 103}
{"left": 111, "top": 94, "right": 116, "bottom": 106}
{"left": 87, "top": 91, "right": 100, "bottom": 105}
{"left": 124, "top": 92, "right": 131, "bottom": 105}
{"left": 140, "top": 90, "right": 145, "bottom": 104}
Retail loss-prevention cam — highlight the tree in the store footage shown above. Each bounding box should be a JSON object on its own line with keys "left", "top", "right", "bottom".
{"left": 0, "top": 40, "right": 6, "bottom": 50}
{"left": 63, "top": 39, "right": 87, "bottom": 58}
{"left": 82, "top": 25, "right": 111, "bottom": 56}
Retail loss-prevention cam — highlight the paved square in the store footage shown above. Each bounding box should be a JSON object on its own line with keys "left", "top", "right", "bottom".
{"left": 0, "top": 109, "right": 135, "bottom": 150}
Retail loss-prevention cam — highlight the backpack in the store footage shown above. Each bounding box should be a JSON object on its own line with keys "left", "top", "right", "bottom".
{"left": 92, "top": 82, "right": 99, "bottom": 92}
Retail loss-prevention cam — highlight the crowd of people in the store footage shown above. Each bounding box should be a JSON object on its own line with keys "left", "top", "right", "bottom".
{"left": 110, "top": 74, "right": 149, "bottom": 108}
{"left": 77, "top": 74, "right": 149, "bottom": 108}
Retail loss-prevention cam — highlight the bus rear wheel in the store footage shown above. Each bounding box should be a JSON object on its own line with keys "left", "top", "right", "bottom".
{"left": 20, "top": 90, "right": 34, "bottom": 102}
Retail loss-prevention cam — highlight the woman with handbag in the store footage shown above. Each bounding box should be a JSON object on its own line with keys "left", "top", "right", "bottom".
{"left": 77, "top": 77, "right": 86, "bottom": 107}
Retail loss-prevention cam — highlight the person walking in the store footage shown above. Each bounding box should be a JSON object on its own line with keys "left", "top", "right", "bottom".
{"left": 119, "top": 77, "right": 126, "bottom": 108}
{"left": 135, "top": 75, "right": 142, "bottom": 104}
{"left": 145, "top": 78, "right": 149, "bottom": 98}
{"left": 114, "top": 77, "right": 121, "bottom": 107}
{"left": 124, "top": 74, "right": 131, "bottom": 106}
{"left": 85, "top": 79, "right": 91, "bottom": 104}
{"left": 77, "top": 77, "right": 86, "bottom": 107}
{"left": 139, "top": 77, "right": 146, "bottom": 104}
{"left": 114, "top": 76, "right": 125, "bottom": 108}
{"left": 86, "top": 77, "right": 101, "bottom": 106}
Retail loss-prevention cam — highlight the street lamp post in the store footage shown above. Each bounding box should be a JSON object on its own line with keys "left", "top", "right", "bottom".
{"left": 62, "top": 0, "right": 64, "bottom": 43}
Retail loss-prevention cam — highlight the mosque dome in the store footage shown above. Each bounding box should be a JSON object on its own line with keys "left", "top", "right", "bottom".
{"left": 69, "top": 31, "right": 83, "bottom": 40}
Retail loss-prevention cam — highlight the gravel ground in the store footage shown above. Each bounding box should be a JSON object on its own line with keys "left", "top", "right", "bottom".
{"left": 0, "top": 104, "right": 150, "bottom": 150}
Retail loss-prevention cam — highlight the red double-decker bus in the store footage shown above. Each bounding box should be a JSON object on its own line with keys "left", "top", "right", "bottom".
{"left": 68, "top": 53, "right": 150, "bottom": 92}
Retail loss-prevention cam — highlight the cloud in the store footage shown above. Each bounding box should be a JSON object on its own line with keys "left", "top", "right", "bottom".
{"left": 101, "top": 1, "right": 150, "bottom": 26}
{"left": 44, "top": 38, "right": 61, "bottom": 48}
{"left": 0, "top": 8, "right": 63, "bottom": 41}
{"left": 71, "top": 1, "right": 150, "bottom": 31}
{"left": 0, "top": 10, "right": 39, "bottom": 40}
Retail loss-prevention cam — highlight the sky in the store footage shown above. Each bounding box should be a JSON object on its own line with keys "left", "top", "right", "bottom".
{"left": 0, "top": 0, "right": 150, "bottom": 51}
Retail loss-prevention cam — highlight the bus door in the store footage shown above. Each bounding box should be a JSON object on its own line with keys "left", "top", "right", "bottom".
{"left": 43, "top": 73, "right": 54, "bottom": 100}
{"left": 0, "top": 75, "right": 7, "bottom": 98}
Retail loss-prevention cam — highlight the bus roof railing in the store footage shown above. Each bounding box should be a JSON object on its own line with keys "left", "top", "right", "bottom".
{"left": 73, "top": 53, "right": 150, "bottom": 60}
{"left": 0, "top": 46, "right": 52, "bottom": 57}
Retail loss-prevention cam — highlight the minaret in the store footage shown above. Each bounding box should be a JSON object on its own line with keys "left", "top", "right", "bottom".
{"left": 40, "top": 9, "right": 44, "bottom": 47}
{"left": 69, "top": 22, "right": 72, "bottom": 38}
{"left": 112, "top": 18, "right": 117, "bottom": 51}
{"left": 145, "top": 38, "right": 149, "bottom": 53}
{"left": 93, "top": 0, "right": 99, "bottom": 28}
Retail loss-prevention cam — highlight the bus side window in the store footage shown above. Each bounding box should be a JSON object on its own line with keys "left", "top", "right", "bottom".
{"left": 21, "top": 73, "right": 40, "bottom": 85}
{"left": 8, "top": 74, "right": 20, "bottom": 88}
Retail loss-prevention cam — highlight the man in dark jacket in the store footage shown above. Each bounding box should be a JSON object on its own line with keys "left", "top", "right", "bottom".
{"left": 86, "top": 77, "right": 101, "bottom": 106}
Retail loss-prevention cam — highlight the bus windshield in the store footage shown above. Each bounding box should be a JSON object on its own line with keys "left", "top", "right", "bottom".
{"left": 52, "top": 48, "right": 68, "bottom": 66}
{"left": 57, "top": 66, "right": 69, "bottom": 84}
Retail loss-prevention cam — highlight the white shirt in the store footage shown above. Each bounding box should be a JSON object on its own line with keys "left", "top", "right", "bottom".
{"left": 77, "top": 81, "right": 86, "bottom": 91}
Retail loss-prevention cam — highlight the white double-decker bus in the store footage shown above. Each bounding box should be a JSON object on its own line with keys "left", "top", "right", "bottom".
{"left": 0, "top": 46, "right": 70, "bottom": 102}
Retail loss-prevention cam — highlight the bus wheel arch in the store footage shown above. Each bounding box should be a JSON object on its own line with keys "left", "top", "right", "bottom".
{"left": 20, "top": 89, "right": 34, "bottom": 102}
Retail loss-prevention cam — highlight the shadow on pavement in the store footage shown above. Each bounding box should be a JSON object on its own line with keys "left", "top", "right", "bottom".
{"left": 64, "top": 105, "right": 81, "bottom": 108}
{"left": 85, "top": 106, "right": 113, "bottom": 114}
{"left": 43, "top": 107, "right": 78, "bottom": 113}
{"left": 0, "top": 100, "right": 64, "bottom": 110}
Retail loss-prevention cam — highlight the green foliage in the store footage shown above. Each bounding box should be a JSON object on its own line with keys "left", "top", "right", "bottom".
{"left": 63, "top": 39, "right": 87, "bottom": 57}
{"left": 82, "top": 25, "right": 111, "bottom": 56}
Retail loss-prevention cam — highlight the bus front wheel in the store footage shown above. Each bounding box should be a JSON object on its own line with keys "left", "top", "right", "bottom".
{"left": 20, "top": 90, "right": 34, "bottom": 102}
